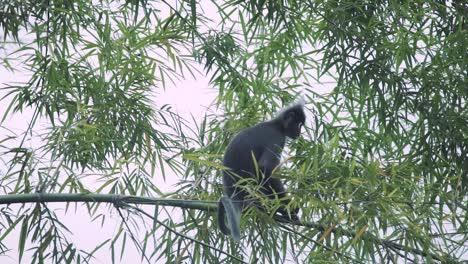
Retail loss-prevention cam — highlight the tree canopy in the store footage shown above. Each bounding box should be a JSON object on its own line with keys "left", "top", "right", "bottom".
{"left": 0, "top": 0, "right": 466, "bottom": 263}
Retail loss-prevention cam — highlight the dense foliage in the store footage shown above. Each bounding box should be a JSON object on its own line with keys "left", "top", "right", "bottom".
{"left": 0, "top": 0, "right": 466, "bottom": 263}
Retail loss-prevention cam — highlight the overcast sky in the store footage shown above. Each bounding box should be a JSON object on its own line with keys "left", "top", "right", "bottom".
{"left": 0, "top": 22, "right": 218, "bottom": 263}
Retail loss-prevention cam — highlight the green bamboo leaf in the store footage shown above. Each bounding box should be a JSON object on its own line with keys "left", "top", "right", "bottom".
{"left": 183, "top": 153, "right": 227, "bottom": 170}
{"left": 18, "top": 217, "right": 28, "bottom": 262}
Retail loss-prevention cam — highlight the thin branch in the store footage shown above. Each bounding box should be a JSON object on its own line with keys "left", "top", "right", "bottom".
{"left": 126, "top": 204, "right": 247, "bottom": 264}
{"left": 116, "top": 207, "right": 151, "bottom": 263}
{"left": 277, "top": 222, "right": 363, "bottom": 263}
{"left": 274, "top": 216, "right": 452, "bottom": 263}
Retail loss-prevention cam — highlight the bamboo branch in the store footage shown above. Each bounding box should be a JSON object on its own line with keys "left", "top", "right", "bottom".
{"left": 0, "top": 193, "right": 457, "bottom": 263}
{"left": 0, "top": 193, "right": 216, "bottom": 212}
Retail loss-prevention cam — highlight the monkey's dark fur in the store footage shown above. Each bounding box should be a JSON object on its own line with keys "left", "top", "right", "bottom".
{"left": 218, "top": 101, "right": 305, "bottom": 242}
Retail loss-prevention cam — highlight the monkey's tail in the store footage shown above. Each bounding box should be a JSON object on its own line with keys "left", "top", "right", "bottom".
{"left": 218, "top": 196, "right": 241, "bottom": 242}
{"left": 218, "top": 198, "right": 231, "bottom": 235}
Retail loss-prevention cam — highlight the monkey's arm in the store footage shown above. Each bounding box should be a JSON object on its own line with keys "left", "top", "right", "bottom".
{"left": 258, "top": 149, "right": 299, "bottom": 221}
{"left": 266, "top": 177, "right": 299, "bottom": 221}
{"left": 257, "top": 147, "right": 281, "bottom": 180}
{"left": 257, "top": 146, "right": 282, "bottom": 197}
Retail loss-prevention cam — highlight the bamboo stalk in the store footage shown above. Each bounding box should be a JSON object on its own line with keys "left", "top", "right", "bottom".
{"left": 0, "top": 193, "right": 450, "bottom": 262}
{"left": 0, "top": 193, "right": 216, "bottom": 212}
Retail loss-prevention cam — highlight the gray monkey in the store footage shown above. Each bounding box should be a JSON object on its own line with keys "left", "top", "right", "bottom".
{"left": 218, "top": 101, "right": 305, "bottom": 242}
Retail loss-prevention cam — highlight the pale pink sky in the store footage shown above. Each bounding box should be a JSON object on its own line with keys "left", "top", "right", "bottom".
{"left": 0, "top": 63, "right": 216, "bottom": 264}
{"left": 3, "top": 2, "right": 462, "bottom": 263}
{"left": 0, "top": 14, "right": 218, "bottom": 262}
{"left": 0, "top": 2, "right": 331, "bottom": 260}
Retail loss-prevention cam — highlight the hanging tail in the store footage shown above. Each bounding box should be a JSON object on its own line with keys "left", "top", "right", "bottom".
{"left": 218, "top": 196, "right": 241, "bottom": 242}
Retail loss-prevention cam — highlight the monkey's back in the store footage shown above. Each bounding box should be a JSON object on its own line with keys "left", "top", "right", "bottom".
{"left": 222, "top": 121, "right": 285, "bottom": 199}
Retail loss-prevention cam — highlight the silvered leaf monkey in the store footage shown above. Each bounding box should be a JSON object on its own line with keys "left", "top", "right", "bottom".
{"left": 218, "top": 101, "right": 305, "bottom": 242}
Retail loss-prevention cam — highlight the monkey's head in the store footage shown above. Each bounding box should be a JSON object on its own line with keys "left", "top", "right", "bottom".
{"left": 279, "top": 102, "right": 306, "bottom": 139}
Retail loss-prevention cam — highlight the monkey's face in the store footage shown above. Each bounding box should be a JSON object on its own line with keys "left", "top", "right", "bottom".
{"left": 287, "top": 121, "right": 303, "bottom": 139}
{"left": 283, "top": 112, "right": 305, "bottom": 139}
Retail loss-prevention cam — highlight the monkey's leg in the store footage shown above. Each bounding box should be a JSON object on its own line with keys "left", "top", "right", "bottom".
{"left": 262, "top": 177, "right": 299, "bottom": 221}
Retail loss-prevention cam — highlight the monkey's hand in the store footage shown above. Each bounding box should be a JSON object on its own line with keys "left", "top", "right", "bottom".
{"left": 288, "top": 212, "right": 300, "bottom": 222}
{"left": 276, "top": 211, "right": 301, "bottom": 225}
{"left": 278, "top": 206, "right": 300, "bottom": 222}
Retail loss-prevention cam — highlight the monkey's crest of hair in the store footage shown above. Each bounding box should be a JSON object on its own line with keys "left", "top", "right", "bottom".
{"left": 274, "top": 98, "right": 305, "bottom": 120}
